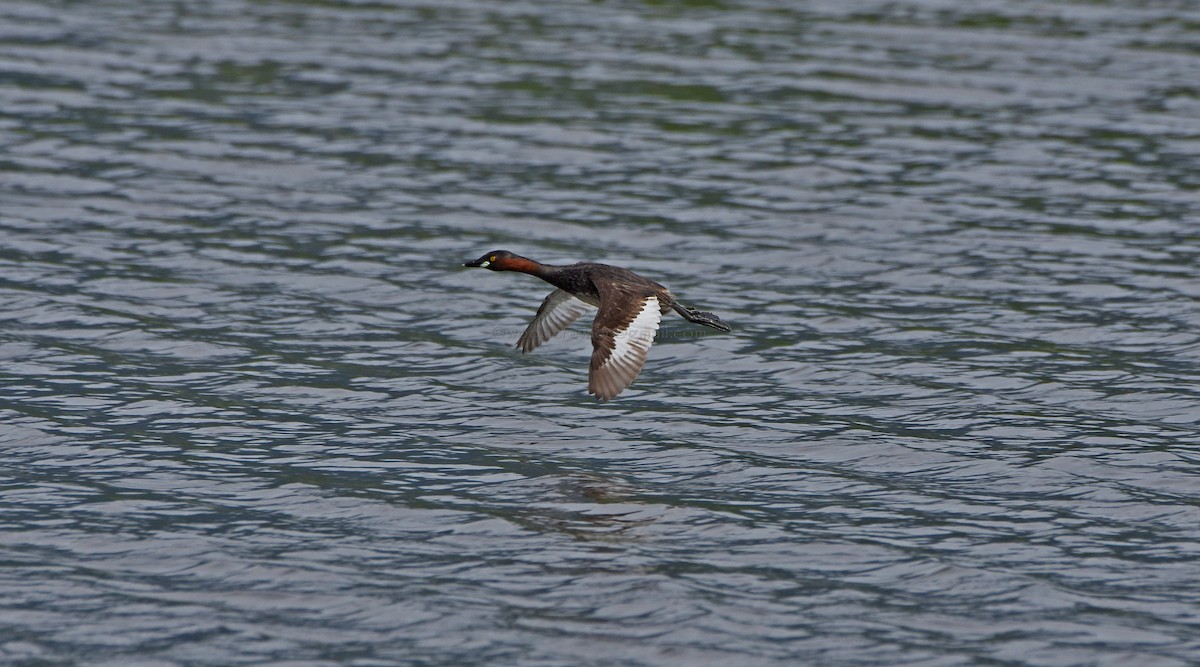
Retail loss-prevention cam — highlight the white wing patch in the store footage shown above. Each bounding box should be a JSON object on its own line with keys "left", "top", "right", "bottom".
{"left": 590, "top": 295, "right": 661, "bottom": 400}
{"left": 608, "top": 296, "right": 660, "bottom": 369}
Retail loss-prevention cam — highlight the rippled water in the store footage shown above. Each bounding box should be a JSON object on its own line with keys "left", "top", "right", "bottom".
{"left": 3, "top": 0, "right": 1200, "bottom": 665}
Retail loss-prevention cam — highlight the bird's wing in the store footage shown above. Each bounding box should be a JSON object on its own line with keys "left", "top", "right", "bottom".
{"left": 588, "top": 288, "right": 661, "bottom": 401}
{"left": 516, "top": 289, "right": 593, "bottom": 353}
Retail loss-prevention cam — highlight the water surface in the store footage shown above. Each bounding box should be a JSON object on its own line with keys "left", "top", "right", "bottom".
{"left": 2, "top": 1, "right": 1200, "bottom": 665}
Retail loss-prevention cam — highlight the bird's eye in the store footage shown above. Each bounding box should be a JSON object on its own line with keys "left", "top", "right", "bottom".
{"left": 489, "top": 255, "right": 497, "bottom": 262}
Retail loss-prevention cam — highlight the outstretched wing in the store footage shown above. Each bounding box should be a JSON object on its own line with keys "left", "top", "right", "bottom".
{"left": 589, "top": 291, "right": 661, "bottom": 401}
{"left": 516, "top": 289, "right": 593, "bottom": 353}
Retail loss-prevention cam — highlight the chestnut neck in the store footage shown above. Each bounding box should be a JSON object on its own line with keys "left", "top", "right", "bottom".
{"left": 498, "top": 255, "right": 551, "bottom": 277}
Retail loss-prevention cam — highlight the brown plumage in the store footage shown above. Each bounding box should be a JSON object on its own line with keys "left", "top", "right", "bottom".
{"left": 464, "top": 250, "right": 731, "bottom": 401}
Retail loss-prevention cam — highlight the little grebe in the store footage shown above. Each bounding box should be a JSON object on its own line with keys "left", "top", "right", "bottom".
{"left": 464, "top": 250, "right": 731, "bottom": 400}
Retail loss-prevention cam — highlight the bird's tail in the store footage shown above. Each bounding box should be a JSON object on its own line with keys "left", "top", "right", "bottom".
{"left": 670, "top": 301, "right": 732, "bottom": 333}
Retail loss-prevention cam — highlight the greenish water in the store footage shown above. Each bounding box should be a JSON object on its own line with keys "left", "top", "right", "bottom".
{"left": 2, "top": 1, "right": 1199, "bottom": 665}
